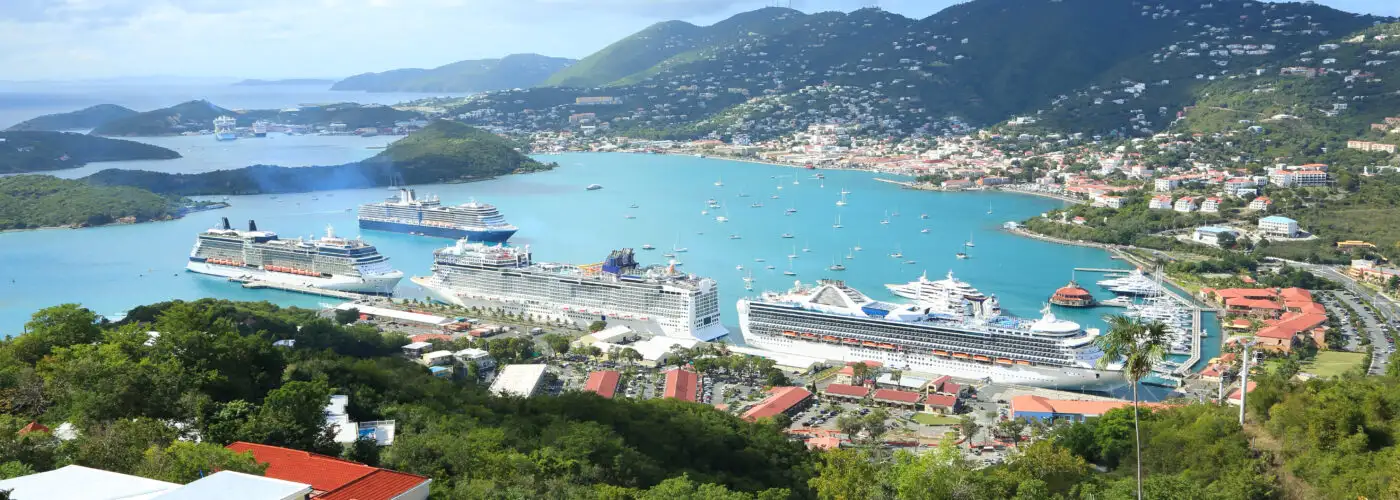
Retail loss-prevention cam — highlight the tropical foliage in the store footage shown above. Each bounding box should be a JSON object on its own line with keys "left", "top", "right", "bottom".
{"left": 0, "top": 131, "right": 179, "bottom": 174}
{"left": 0, "top": 175, "right": 175, "bottom": 230}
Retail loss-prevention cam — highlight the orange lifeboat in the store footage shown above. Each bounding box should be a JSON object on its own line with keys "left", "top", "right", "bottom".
{"left": 861, "top": 341, "right": 879, "bottom": 347}
{"left": 842, "top": 338, "right": 860, "bottom": 345}
{"left": 781, "top": 331, "right": 798, "bottom": 337}
{"left": 1015, "top": 360, "right": 1032, "bottom": 366}
{"left": 973, "top": 355, "right": 991, "bottom": 362}
{"left": 951, "top": 353, "right": 970, "bottom": 359}
{"left": 996, "top": 358, "right": 1013, "bottom": 365}
{"left": 878, "top": 343, "right": 896, "bottom": 350}
{"left": 933, "top": 350, "right": 949, "bottom": 357}
{"left": 821, "top": 335, "right": 839, "bottom": 343}
{"left": 801, "top": 332, "right": 818, "bottom": 339}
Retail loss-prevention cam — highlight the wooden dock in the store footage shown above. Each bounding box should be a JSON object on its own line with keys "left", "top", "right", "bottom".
{"left": 232, "top": 278, "right": 365, "bottom": 300}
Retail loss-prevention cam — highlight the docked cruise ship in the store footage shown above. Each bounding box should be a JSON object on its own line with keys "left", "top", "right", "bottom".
{"left": 414, "top": 242, "right": 728, "bottom": 341}
{"left": 186, "top": 218, "right": 403, "bottom": 294}
{"left": 885, "top": 270, "right": 1002, "bottom": 318}
{"left": 357, "top": 188, "right": 518, "bottom": 242}
{"left": 738, "top": 280, "right": 1121, "bottom": 389}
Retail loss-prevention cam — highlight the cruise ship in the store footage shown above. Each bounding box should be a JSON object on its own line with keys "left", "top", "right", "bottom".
{"left": 251, "top": 120, "right": 269, "bottom": 137}
{"left": 738, "top": 280, "right": 1121, "bottom": 389}
{"left": 357, "top": 188, "right": 517, "bottom": 242}
{"left": 213, "top": 116, "right": 237, "bottom": 141}
{"left": 413, "top": 242, "right": 728, "bottom": 341}
{"left": 186, "top": 218, "right": 403, "bottom": 294}
{"left": 885, "top": 270, "right": 1002, "bottom": 318}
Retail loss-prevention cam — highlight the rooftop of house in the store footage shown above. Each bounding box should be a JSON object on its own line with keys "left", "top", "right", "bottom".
{"left": 663, "top": 368, "right": 700, "bottom": 402}
{"left": 872, "top": 389, "right": 922, "bottom": 403}
{"left": 225, "top": 442, "right": 428, "bottom": 499}
{"left": 823, "top": 383, "right": 871, "bottom": 398}
{"left": 1010, "top": 395, "right": 1169, "bottom": 416}
{"left": 742, "top": 386, "right": 813, "bottom": 421}
{"left": 583, "top": 371, "right": 621, "bottom": 399}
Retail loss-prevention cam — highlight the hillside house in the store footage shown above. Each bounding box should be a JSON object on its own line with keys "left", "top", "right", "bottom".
{"left": 1149, "top": 195, "right": 1174, "bottom": 210}
{"left": 1174, "top": 196, "right": 1198, "bottom": 213}
{"left": 1247, "top": 196, "right": 1272, "bottom": 211}
{"left": 1199, "top": 197, "right": 1221, "bottom": 213}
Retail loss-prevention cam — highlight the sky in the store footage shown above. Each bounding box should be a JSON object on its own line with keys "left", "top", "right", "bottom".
{"left": 0, "top": 0, "right": 1396, "bottom": 81}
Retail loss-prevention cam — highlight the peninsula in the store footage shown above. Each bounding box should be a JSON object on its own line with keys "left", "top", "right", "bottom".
{"left": 0, "top": 175, "right": 207, "bottom": 231}
{"left": 4, "top": 104, "right": 138, "bottom": 132}
{"left": 84, "top": 120, "right": 553, "bottom": 195}
{"left": 0, "top": 131, "right": 181, "bottom": 174}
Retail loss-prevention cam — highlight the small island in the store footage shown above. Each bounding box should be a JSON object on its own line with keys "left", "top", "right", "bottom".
{"left": 84, "top": 120, "right": 554, "bottom": 196}
{"left": 0, "top": 131, "right": 181, "bottom": 174}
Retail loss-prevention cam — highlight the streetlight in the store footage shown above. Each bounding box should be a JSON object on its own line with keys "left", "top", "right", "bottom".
{"left": 1237, "top": 339, "right": 1256, "bottom": 425}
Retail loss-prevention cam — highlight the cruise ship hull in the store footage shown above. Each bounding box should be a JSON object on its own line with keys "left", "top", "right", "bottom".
{"left": 214, "top": 133, "right": 237, "bottom": 141}
{"left": 737, "top": 300, "right": 1122, "bottom": 390}
{"left": 358, "top": 219, "right": 516, "bottom": 242}
{"left": 415, "top": 276, "right": 729, "bottom": 341}
{"left": 186, "top": 261, "right": 402, "bottom": 295}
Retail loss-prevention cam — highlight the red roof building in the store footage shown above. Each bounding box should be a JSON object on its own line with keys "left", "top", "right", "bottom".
{"left": 872, "top": 389, "right": 922, "bottom": 408}
{"left": 226, "top": 442, "right": 429, "bottom": 499}
{"left": 583, "top": 370, "right": 621, "bottom": 399}
{"left": 409, "top": 333, "right": 453, "bottom": 344}
{"left": 1049, "top": 280, "right": 1095, "bottom": 307}
{"left": 663, "top": 368, "right": 699, "bottom": 402}
{"left": 1255, "top": 312, "right": 1328, "bottom": 353}
{"left": 17, "top": 422, "right": 49, "bottom": 436}
{"left": 742, "top": 386, "right": 814, "bottom": 421}
{"left": 823, "top": 383, "right": 871, "bottom": 399}
{"left": 924, "top": 393, "right": 959, "bottom": 414}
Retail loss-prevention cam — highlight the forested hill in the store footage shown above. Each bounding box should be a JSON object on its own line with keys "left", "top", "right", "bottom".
{"left": 89, "top": 100, "right": 238, "bottom": 137}
{"left": 4, "top": 104, "right": 137, "bottom": 132}
{"left": 0, "top": 131, "right": 180, "bottom": 174}
{"left": 83, "top": 120, "right": 552, "bottom": 195}
{"left": 333, "top": 53, "right": 576, "bottom": 92}
{"left": 0, "top": 175, "right": 176, "bottom": 230}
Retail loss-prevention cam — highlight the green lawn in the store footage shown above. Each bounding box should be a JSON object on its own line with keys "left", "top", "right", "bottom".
{"left": 912, "top": 414, "right": 961, "bottom": 426}
{"left": 1302, "top": 351, "right": 1366, "bottom": 378}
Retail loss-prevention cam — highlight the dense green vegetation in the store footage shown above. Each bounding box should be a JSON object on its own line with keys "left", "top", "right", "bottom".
{"left": 333, "top": 54, "right": 576, "bottom": 92}
{"left": 7, "top": 298, "right": 1400, "bottom": 497}
{"left": 0, "top": 175, "right": 175, "bottom": 230}
{"left": 83, "top": 121, "right": 553, "bottom": 195}
{"left": 4, "top": 105, "right": 137, "bottom": 132}
{"left": 0, "top": 131, "right": 180, "bottom": 174}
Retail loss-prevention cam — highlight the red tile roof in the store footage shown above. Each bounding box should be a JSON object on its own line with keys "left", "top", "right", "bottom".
{"left": 583, "top": 371, "right": 621, "bottom": 399}
{"left": 409, "top": 333, "right": 453, "bottom": 343}
{"left": 1258, "top": 312, "right": 1328, "bottom": 340}
{"left": 823, "top": 383, "right": 870, "bottom": 398}
{"left": 742, "top": 386, "right": 813, "bottom": 421}
{"left": 663, "top": 368, "right": 699, "bottom": 402}
{"left": 1226, "top": 297, "right": 1284, "bottom": 310}
{"left": 873, "top": 389, "right": 922, "bottom": 404}
{"left": 924, "top": 393, "right": 958, "bottom": 409}
{"left": 320, "top": 470, "right": 428, "bottom": 500}
{"left": 226, "top": 442, "right": 377, "bottom": 493}
{"left": 940, "top": 382, "right": 963, "bottom": 395}
{"left": 17, "top": 422, "right": 49, "bottom": 435}
{"left": 1010, "top": 395, "right": 1169, "bottom": 417}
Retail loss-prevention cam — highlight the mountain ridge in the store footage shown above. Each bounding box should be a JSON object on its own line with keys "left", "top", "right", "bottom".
{"left": 332, "top": 53, "right": 576, "bottom": 92}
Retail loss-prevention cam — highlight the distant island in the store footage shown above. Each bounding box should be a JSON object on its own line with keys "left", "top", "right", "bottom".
{"left": 0, "top": 175, "right": 213, "bottom": 231}
{"left": 71, "top": 100, "right": 421, "bottom": 136}
{"left": 4, "top": 104, "right": 139, "bottom": 132}
{"left": 232, "top": 78, "right": 337, "bottom": 86}
{"left": 90, "top": 100, "right": 237, "bottom": 137}
{"left": 0, "top": 131, "right": 181, "bottom": 174}
{"left": 84, "top": 120, "right": 554, "bottom": 195}
{"left": 331, "top": 53, "right": 575, "bottom": 93}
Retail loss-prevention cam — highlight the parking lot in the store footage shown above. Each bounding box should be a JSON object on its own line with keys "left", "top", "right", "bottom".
{"left": 1321, "top": 290, "right": 1392, "bottom": 374}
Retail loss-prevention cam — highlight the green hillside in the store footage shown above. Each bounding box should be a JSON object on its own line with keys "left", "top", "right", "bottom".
{"left": 0, "top": 175, "right": 175, "bottom": 230}
{"left": 90, "top": 100, "right": 237, "bottom": 136}
{"left": 0, "top": 131, "right": 180, "bottom": 174}
{"left": 4, "top": 104, "right": 137, "bottom": 132}
{"left": 542, "top": 20, "right": 707, "bottom": 88}
{"left": 83, "top": 120, "right": 552, "bottom": 195}
{"left": 333, "top": 53, "right": 575, "bottom": 92}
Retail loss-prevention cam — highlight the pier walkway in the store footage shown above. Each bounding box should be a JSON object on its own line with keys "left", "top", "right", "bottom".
{"left": 232, "top": 278, "right": 365, "bottom": 300}
{"left": 1073, "top": 267, "right": 1129, "bottom": 273}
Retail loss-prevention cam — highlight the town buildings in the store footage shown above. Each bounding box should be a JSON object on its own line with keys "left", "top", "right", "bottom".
{"left": 1258, "top": 215, "right": 1300, "bottom": 238}
{"left": 226, "top": 442, "right": 430, "bottom": 500}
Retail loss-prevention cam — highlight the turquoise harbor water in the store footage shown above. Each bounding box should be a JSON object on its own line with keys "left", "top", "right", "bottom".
{"left": 0, "top": 152, "right": 1211, "bottom": 397}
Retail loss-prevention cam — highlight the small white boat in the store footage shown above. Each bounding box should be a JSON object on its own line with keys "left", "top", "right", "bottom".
{"left": 624, "top": 215, "right": 636, "bottom": 219}
{"left": 920, "top": 214, "right": 929, "bottom": 219}
{"left": 716, "top": 216, "right": 729, "bottom": 223}
{"left": 829, "top": 264, "right": 846, "bottom": 271}
{"left": 781, "top": 233, "right": 794, "bottom": 239}
{"left": 729, "top": 234, "right": 742, "bottom": 240}
{"left": 751, "top": 202, "right": 763, "bottom": 208}
{"left": 956, "top": 252, "right": 969, "bottom": 259}
{"left": 921, "top": 228, "right": 930, "bottom": 234}
{"left": 642, "top": 244, "right": 655, "bottom": 250}
{"left": 714, "top": 177, "right": 724, "bottom": 187}
{"left": 736, "top": 265, "right": 744, "bottom": 270}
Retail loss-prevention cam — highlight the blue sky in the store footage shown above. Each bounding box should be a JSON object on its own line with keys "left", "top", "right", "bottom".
{"left": 0, "top": 0, "right": 1395, "bottom": 81}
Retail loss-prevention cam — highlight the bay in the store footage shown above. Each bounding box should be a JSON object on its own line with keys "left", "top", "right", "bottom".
{"left": 44, "top": 134, "right": 402, "bottom": 179}
{"left": 0, "top": 151, "right": 1210, "bottom": 398}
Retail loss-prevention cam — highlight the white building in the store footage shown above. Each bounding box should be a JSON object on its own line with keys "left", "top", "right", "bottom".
{"left": 1258, "top": 216, "right": 1300, "bottom": 238}
{"left": 454, "top": 348, "right": 495, "bottom": 371}
{"left": 1174, "top": 196, "right": 1198, "bottom": 213}
{"left": 1149, "top": 194, "right": 1174, "bottom": 210}
{"left": 1193, "top": 226, "right": 1239, "bottom": 246}
{"left": 1247, "top": 196, "right": 1273, "bottom": 211}
{"left": 490, "top": 364, "right": 548, "bottom": 397}
{"left": 1154, "top": 177, "right": 1180, "bottom": 192}
{"left": 1199, "top": 197, "right": 1221, "bottom": 213}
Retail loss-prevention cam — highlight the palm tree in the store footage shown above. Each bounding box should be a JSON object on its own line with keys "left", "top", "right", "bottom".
{"left": 1095, "top": 315, "right": 1170, "bottom": 500}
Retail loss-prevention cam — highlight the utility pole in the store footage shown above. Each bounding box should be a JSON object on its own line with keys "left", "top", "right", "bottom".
{"left": 1238, "top": 340, "right": 1254, "bottom": 425}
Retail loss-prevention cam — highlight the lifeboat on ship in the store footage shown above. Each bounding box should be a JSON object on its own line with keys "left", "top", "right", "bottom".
{"left": 842, "top": 338, "right": 860, "bottom": 345}
{"left": 1015, "top": 360, "right": 1032, "bottom": 366}
{"left": 877, "top": 343, "right": 896, "bottom": 350}
{"left": 933, "top": 350, "right": 949, "bottom": 357}
{"left": 951, "top": 353, "right": 969, "bottom": 359}
{"left": 821, "top": 335, "right": 839, "bottom": 343}
{"left": 973, "top": 355, "right": 991, "bottom": 362}
{"left": 861, "top": 341, "right": 879, "bottom": 347}
{"left": 996, "top": 358, "right": 1014, "bottom": 365}
{"left": 781, "top": 331, "right": 799, "bottom": 338}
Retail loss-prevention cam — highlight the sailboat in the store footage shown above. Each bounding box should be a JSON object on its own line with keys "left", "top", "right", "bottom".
{"left": 738, "top": 188, "right": 749, "bottom": 198}
{"left": 964, "top": 233, "right": 975, "bottom": 248}
{"left": 672, "top": 235, "right": 688, "bottom": 253}
{"left": 889, "top": 246, "right": 904, "bottom": 259}
{"left": 802, "top": 241, "right": 811, "bottom": 253}
{"left": 880, "top": 210, "right": 890, "bottom": 225}
{"left": 836, "top": 192, "right": 848, "bottom": 207}
{"left": 788, "top": 246, "right": 798, "bottom": 259}
{"left": 840, "top": 188, "right": 851, "bottom": 195}
{"left": 832, "top": 215, "right": 843, "bottom": 229}
{"left": 846, "top": 248, "right": 854, "bottom": 260}
{"left": 781, "top": 232, "right": 795, "bottom": 239}
{"left": 714, "top": 176, "right": 724, "bottom": 187}
{"left": 986, "top": 203, "right": 993, "bottom": 215}
{"left": 829, "top": 259, "right": 846, "bottom": 271}
{"left": 854, "top": 242, "right": 863, "bottom": 252}
{"left": 783, "top": 256, "right": 797, "bottom": 276}
{"left": 716, "top": 208, "right": 730, "bottom": 223}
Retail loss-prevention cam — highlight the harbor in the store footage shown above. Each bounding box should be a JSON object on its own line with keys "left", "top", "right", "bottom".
{"left": 233, "top": 278, "right": 367, "bottom": 300}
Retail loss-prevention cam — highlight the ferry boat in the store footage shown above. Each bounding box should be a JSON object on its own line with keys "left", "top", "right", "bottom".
{"left": 886, "top": 270, "right": 1002, "bottom": 318}
{"left": 413, "top": 243, "right": 727, "bottom": 341}
{"left": 737, "top": 280, "right": 1119, "bottom": 389}
{"left": 251, "top": 120, "right": 268, "bottom": 138}
{"left": 213, "top": 116, "right": 237, "bottom": 141}
{"left": 357, "top": 188, "right": 517, "bottom": 242}
{"left": 186, "top": 218, "right": 402, "bottom": 294}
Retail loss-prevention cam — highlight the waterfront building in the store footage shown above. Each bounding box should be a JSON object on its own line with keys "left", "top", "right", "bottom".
{"left": 741, "top": 386, "right": 814, "bottom": 421}
{"left": 1258, "top": 215, "right": 1300, "bottom": 238}
{"left": 1048, "top": 281, "right": 1095, "bottom": 307}
{"left": 1011, "top": 395, "right": 1168, "bottom": 422}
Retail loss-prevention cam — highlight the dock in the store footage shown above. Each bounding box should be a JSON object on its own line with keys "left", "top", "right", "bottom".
{"left": 1073, "top": 267, "right": 1129, "bottom": 273}
{"left": 874, "top": 178, "right": 917, "bottom": 188}
{"left": 232, "top": 278, "right": 365, "bottom": 300}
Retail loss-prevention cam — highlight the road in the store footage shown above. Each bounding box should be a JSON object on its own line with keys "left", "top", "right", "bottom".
{"left": 1288, "top": 261, "right": 1397, "bottom": 374}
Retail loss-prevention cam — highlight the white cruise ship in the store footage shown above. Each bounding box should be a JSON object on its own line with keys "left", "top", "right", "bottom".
{"left": 413, "top": 241, "right": 728, "bottom": 341}
{"left": 187, "top": 218, "right": 403, "bottom": 294}
{"left": 738, "top": 279, "right": 1121, "bottom": 389}
{"left": 885, "top": 270, "right": 1002, "bottom": 318}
